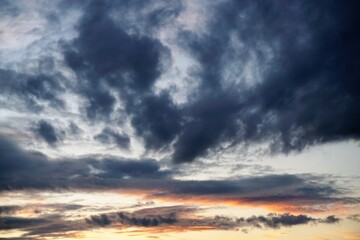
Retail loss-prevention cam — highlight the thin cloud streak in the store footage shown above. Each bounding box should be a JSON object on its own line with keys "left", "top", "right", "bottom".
{"left": 0, "top": 205, "right": 342, "bottom": 238}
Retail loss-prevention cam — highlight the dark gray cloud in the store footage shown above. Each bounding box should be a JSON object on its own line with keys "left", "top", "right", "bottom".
{"left": 0, "top": 206, "right": 20, "bottom": 215}
{"left": 0, "top": 69, "right": 65, "bottom": 112}
{"left": 153, "top": 211, "right": 338, "bottom": 231}
{"left": 0, "top": 0, "right": 20, "bottom": 19}
{"left": 117, "top": 212, "right": 176, "bottom": 227}
{"left": 174, "top": 213, "right": 338, "bottom": 231}
{"left": 63, "top": 0, "right": 171, "bottom": 119}
{"left": 0, "top": 135, "right": 48, "bottom": 179}
{"left": 23, "top": 222, "right": 85, "bottom": 239}
{"left": 86, "top": 214, "right": 111, "bottom": 226}
{"left": 94, "top": 127, "right": 130, "bottom": 149}
{"left": 171, "top": 0, "right": 360, "bottom": 162}
{"left": 173, "top": 92, "right": 241, "bottom": 163}
{"left": 0, "top": 203, "right": 85, "bottom": 233}
{"left": 145, "top": 1, "right": 183, "bottom": 30}
{"left": 61, "top": 0, "right": 183, "bottom": 151}
{"left": 0, "top": 135, "right": 169, "bottom": 191}
{"left": 62, "top": 0, "right": 360, "bottom": 163}
{"left": 21, "top": 74, "right": 64, "bottom": 109}
{"left": 115, "top": 205, "right": 195, "bottom": 227}
{"left": 91, "top": 158, "right": 168, "bottom": 179}
{"left": 243, "top": 214, "right": 314, "bottom": 229}
{"left": 33, "top": 120, "right": 60, "bottom": 145}
{"left": 319, "top": 215, "right": 340, "bottom": 224}
{"left": 129, "top": 92, "right": 182, "bottom": 150}
{"left": 0, "top": 216, "right": 52, "bottom": 230}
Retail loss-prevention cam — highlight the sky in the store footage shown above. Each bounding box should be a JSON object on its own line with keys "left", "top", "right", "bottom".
{"left": 0, "top": 0, "right": 359, "bottom": 239}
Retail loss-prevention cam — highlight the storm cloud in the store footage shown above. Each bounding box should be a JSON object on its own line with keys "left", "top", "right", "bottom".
{"left": 0, "top": 0, "right": 358, "bottom": 163}
{"left": 171, "top": 0, "right": 360, "bottom": 162}
{"left": 65, "top": 0, "right": 360, "bottom": 162}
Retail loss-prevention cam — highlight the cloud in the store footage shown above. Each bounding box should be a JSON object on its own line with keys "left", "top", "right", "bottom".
{"left": 118, "top": 212, "right": 176, "bottom": 227}
{"left": 86, "top": 214, "right": 111, "bottom": 226}
{"left": 63, "top": 0, "right": 360, "bottom": 163}
{"left": 186, "top": 213, "right": 339, "bottom": 231}
{"left": 169, "top": 91, "right": 240, "bottom": 163}
{"left": 0, "top": 203, "right": 83, "bottom": 219}
{"left": 0, "top": 135, "right": 358, "bottom": 214}
{"left": 0, "top": 69, "right": 65, "bottom": 112}
{"left": 129, "top": 92, "right": 182, "bottom": 150}
{"left": 67, "top": 121, "right": 83, "bottom": 135}
{"left": 0, "top": 205, "right": 20, "bottom": 215}
{"left": 244, "top": 213, "right": 314, "bottom": 229}
{"left": 88, "top": 209, "right": 178, "bottom": 229}
{"left": 319, "top": 215, "right": 340, "bottom": 224}
{"left": 91, "top": 158, "right": 169, "bottom": 179}
{"left": 0, "top": 206, "right": 188, "bottom": 236}
{"left": 0, "top": 135, "right": 170, "bottom": 191}
{"left": 0, "top": 0, "right": 20, "bottom": 19}
{"left": 63, "top": 0, "right": 171, "bottom": 120}
{"left": 33, "top": 120, "right": 61, "bottom": 145}
{"left": 61, "top": 0, "right": 184, "bottom": 152}
{"left": 171, "top": 0, "right": 360, "bottom": 162}
{"left": 19, "top": 74, "right": 65, "bottom": 110}
{"left": 0, "top": 216, "right": 52, "bottom": 230}
{"left": 94, "top": 127, "right": 130, "bottom": 149}
{"left": 1, "top": 0, "right": 358, "bottom": 163}
{"left": 80, "top": 212, "right": 339, "bottom": 231}
{"left": 347, "top": 214, "right": 360, "bottom": 222}
{"left": 0, "top": 205, "right": 341, "bottom": 237}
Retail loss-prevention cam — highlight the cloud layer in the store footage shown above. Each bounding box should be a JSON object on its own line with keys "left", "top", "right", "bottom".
{"left": 0, "top": 135, "right": 358, "bottom": 214}
{"left": 0, "top": 204, "right": 341, "bottom": 238}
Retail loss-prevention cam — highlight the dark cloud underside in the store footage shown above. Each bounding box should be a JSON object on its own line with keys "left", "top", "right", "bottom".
{"left": 66, "top": 0, "right": 360, "bottom": 163}
{"left": 0, "top": 0, "right": 358, "bottom": 162}
{"left": 172, "top": 0, "right": 360, "bottom": 162}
